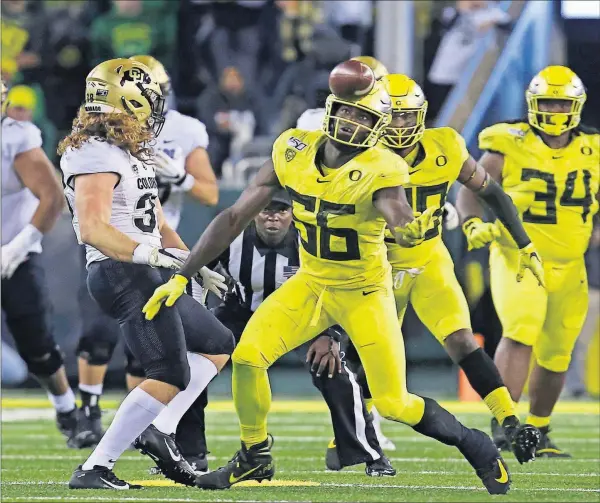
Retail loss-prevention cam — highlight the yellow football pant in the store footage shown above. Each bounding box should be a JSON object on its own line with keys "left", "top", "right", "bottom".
{"left": 392, "top": 244, "right": 471, "bottom": 341}
{"left": 490, "top": 244, "right": 588, "bottom": 373}
{"left": 232, "top": 272, "right": 425, "bottom": 446}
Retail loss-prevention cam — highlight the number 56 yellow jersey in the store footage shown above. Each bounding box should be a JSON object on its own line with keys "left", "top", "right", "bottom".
{"left": 272, "top": 128, "right": 409, "bottom": 288}
{"left": 479, "top": 121, "right": 599, "bottom": 263}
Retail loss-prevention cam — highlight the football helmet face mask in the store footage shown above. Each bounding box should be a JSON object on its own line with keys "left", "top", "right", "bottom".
{"left": 129, "top": 55, "right": 172, "bottom": 113}
{"left": 526, "top": 65, "right": 586, "bottom": 136}
{"left": 380, "top": 74, "right": 427, "bottom": 149}
{"left": 323, "top": 80, "right": 392, "bottom": 148}
{"left": 350, "top": 56, "right": 389, "bottom": 81}
{"left": 84, "top": 59, "right": 165, "bottom": 136}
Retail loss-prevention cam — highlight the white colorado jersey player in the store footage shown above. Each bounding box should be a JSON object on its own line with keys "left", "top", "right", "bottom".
{"left": 61, "top": 138, "right": 161, "bottom": 265}
{"left": 296, "top": 108, "right": 325, "bottom": 131}
{"left": 155, "top": 109, "right": 209, "bottom": 229}
{"left": 1, "top": 117, "right": 43, "bottom": 252}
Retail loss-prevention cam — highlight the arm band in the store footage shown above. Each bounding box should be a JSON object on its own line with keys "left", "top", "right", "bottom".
{"left": 477, "top": 177, "right": 531, "bottom": 248}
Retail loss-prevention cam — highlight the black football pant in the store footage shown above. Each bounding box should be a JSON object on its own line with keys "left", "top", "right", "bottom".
{"left": 176, "top": 300, "right": 383, "bottom": 466}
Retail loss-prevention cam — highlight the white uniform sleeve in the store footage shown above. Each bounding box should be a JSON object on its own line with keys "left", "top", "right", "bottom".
{"left": 16, "top": 122, "right": 42, "bottom": 155}
{"left": 60, "top": 139, "right": 126, "bottom": 190}
{"left": 180, "top": 115, "right": 209, "bottom": 155}
{"left": 296, "top": 108, "right": 326, "bottom": 131}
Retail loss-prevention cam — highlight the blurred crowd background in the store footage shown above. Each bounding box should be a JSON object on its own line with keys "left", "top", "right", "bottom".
{"left": 2, "top": 0, "right": 599, "bottom": 397}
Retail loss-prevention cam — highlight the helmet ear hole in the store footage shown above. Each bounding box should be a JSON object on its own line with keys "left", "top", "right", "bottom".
{"left": 129, "top": 100, "right": 143, "bottom": 109}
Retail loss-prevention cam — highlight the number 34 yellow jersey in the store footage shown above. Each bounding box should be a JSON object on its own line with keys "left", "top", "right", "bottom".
{"left": 272, "top": 128, "right": 409, "bottom": 288}
{"left": 479, "top": 122, "right": 599, "bottom": 263}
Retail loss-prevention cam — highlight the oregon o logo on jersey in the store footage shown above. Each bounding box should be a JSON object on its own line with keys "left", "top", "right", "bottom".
{"left": 349, "top": 170, "right": 362, "bottom": 181}
{"left": 435, "top": 155, "right": 447, "bottom": 167}
{"left": 581, "top": 146, "right": 592, "bottom": 156}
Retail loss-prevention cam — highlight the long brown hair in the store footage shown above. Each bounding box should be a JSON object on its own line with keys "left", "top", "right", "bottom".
{"left": 58, "top": 107, "right": 154, "bottom": 162}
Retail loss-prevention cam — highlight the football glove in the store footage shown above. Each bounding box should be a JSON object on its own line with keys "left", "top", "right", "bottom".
{"left": 143, "top": 274, "right": 189, "bottom": 320}
{"left": 1, "top": 224, "right": 43, "bottom": 279}
{"left": 153, "top": 149, "right": 186, "bottom": 184}
{"left": 462, "top": 217, "right": 501, "bottom": 250}
{"left": 132, "top": 244, "right": 186, "bottom": 269}
{"left": 393, "top": 206, "right": 437, "bottom": 247}
{"left": 442, "top": 202, "right": 460, "bottom": 230}
{"left": 517, "top": 243, "right": 546, "bottom": 287}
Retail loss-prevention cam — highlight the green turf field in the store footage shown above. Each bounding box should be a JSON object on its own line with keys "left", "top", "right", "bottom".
{"left": 1, "top": 398, "right": 599, "bottom": 502}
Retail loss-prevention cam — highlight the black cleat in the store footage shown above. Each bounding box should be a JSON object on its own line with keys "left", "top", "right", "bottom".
{"left": 325, "top": 439, "right": 342, "bottom": 471}
{"left": 56, "top": 408, "right": 78, "bottom": 439}
{"left": 195, "top": 436, "right": 274, "bottom": 490}
{"left": 491, "top": 417, "right": 510, "bottom": 451}
{"left": 69, "top": 465, "right": 142, "bottom": 490}
{"left": 149, "top": 453, "right": 209, "bottom": 476}
{"left": 68, "top": 405, "right": 104, "bottom": 449}
{"left": 502, "top": 416, "right": 541, "bottom": 464}
{"left": 134, "top": 424, "right": 197, "bottom": 486}
{"left": 460, "top": 428, "right": 511, "bottom": 495}
{"left": 536, "top": 426, "right": 572, "bottom": 458}
{"left": 365, "top": 455, "right": 396, "bottom": 477}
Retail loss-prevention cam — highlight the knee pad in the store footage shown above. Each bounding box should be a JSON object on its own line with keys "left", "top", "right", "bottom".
{"left": 372, "top": 393, "right": 424, "bottom": 426}
{"left": 232, "top": 342, "right": 271, "bottom": 369}
{"left": 76, "top": 337, "right": 117, "bottom": 366}
{"left": 534, "top": 350, "right": 571, "bottom": 374}
{"left": 23, "top": 345, "right": 64, "bottom": 377}
{"left": 143, "top": 358, "right": 190, "bottom": 391}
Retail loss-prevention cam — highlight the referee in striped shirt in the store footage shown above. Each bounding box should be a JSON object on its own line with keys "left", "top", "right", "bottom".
{"left": 171, "top": 190, "right": 395, "bottom": 477}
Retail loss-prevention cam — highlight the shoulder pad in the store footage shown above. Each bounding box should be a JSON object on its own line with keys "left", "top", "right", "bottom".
{"left": 478, "top": 121, "right": 529, "bottom": 154}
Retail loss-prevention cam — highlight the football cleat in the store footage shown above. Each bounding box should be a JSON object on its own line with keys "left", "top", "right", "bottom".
{"left": 371, "top": 408, "right": 397, "bottom": 451}
{"left": 149, "top": 453, "right": 209, "bottom": 476}
{"left": 68, "top": 405, "right": 104, "bottom": 449}
{"left": 69, "top": 465, "right": 142, "bottom": 490}
{"left": 56, "top": 408, "right": 78, "bottom": 439}
{"left": 134, "top": 424, "right": 197, "bottom": 486}
{"left": 195, "top": 436, "right": 274, "bottom": 490}
{"left": 502, "top": 416, "right": 541, "bottom": 464}
{"left": 491, "top": 417, "right": 510, "bottom": 451}
{"left": 536, "top": 426, "right": 572, "bottom": 458}
{"left": 325, "top": 439, "right": 342, "bottom": 471}
{"left": 460, "top": 428, "right": 511, "bottom": 495}
{"left": 365, "top": 455, "right": 396, "bottom": 477}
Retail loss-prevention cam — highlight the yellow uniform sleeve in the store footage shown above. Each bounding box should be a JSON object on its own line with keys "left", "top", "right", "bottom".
{"left": 370, "top": 148, "right": 410, "bottom": 193}
{"left": 271, "top": 129, "right": 293, "bottom": 187}
{"left": 478, "top": 122, "right": 527, "bottom": 156}
{"left": 449, "top": 128, "right": 470, "bottom": 165}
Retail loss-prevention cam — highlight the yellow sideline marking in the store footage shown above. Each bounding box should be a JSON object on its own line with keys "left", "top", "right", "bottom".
{"left": 1, "top": 398, "right": 598, "bottom": 415}
{"left": 130, "top": 479, "right": 320, "bottom": 488}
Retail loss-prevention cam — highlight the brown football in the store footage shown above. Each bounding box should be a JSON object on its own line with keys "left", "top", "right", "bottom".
{"left": 328, "top": 60, "right": 375, "bottom": 100}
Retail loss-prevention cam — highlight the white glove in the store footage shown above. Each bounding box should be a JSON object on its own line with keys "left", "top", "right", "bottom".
{"left": 443, "top": 202, "right": 460, "bottom": 230}
{"left": 393, "top": 267, "right": 425, "bottom": 289}
{"left": 198, "top": 266, "right": 228, "bottom": 301}
{"left": 132, "top": 244, "right": 186, "bottom": 269}
{"left": 1, "top": 224, "right": 43, "bottom": 279}
{"left": 153, "top": 149, "right": 187, "bottom": 184}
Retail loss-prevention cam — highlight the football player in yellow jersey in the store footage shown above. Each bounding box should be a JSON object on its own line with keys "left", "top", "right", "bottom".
{"left": 143, "top": 63, "right": 512, "bottom": 494}
{"left": 361, "top": 73, "right": 543, "bottom": 464}
{"left": 456, "top": 65, "right": 600, "bottom": 458}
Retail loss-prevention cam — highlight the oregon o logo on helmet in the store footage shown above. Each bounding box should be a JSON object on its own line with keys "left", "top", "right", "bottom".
{"left": 436, "top": 155, "right": 447, "bottom": 167}
{"left": 349, "top": 170, "right": 362, "bottom": 181}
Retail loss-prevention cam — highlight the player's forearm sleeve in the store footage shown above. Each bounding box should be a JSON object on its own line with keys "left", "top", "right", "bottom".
{"left": 477, "top": 179, "right": 531, "bottom": 249}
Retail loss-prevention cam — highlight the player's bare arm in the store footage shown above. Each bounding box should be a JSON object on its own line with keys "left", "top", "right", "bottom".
{"left": 156, "top": 198, "right": 188, "bottom": 251}
{"left": 13, "top": 147, "right": 64, "bottom": 233}
{"left": 185, "top": 147, "right": 219, "bottom": 206}
{"left": 75, "top": 172, "right": 140, "bottom": 262}
{"left": 178, "top": 159, "right": 282, "bottom": 279}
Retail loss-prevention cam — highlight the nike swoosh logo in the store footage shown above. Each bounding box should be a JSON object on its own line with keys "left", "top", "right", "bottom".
{"left": 409, "top": 169, "right": 420, "bottom": 175}
{"left": 229, "top": 464, "right": 262, "bottom": 484}
{"left": 316, "top": 178, "right": 330, "bottom": 183}
{"left": 99, "top": 477, "right": 128, "bottom": 490}
{"left": 552, "top": 156, "right": 562, "bottom": 159}
{"left": 362, "top": 290, "right": 378, "bottom": 296}
{"left": 495, "top": 460, "right": 509, "bottom": 484}
{"left": 164, "top": 439, "right": 181, "bottom": 461}
{"left": 163, "top": 140, "right": 174, "bottom": 144}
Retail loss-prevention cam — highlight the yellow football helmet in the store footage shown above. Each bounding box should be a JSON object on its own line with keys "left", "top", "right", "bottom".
{"left": 323, "top": 79, "right": 392, "bottom": 148}
{"left": 526, "top": 65, "right": 586, "bottom": 136}
{"left": 350, "top": 56, "right": 389, "bottom": 80}
{"left": 129, "top": 55, "right": 172, "bottom": 97}
{"left": 84, "top": 58, "right": 165, "bottom": 136}
{"left": 380, "top": 74, "right": 427, "bottom": 149}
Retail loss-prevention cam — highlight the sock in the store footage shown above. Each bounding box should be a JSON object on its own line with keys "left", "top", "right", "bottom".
{"left": 412, "top": 397, "right": 470, "bottom": 446}
{"left": 79, "top": 382, "right": 103, "bottom": 397}
{"left": 483, "top": 387, "right": 516, "bottom": 425}
{"left": 48, "top": 388, "right": 76, "bottom": 413}
{"left": 459, "top": 348, "right": 516, "bottom": 423}
{"left": 82, "top": 387, "right": 164, "bottom": 470}
{"left": 153, "top": 353, "right": 217, "bottom": 435}
{"left": 79, "top": 389, "right": 101, "bottom": 409}
{"left": 233, "top": 362, "right": 271, "bottom": 448}
{"left": 525, "top": 413, "right": 550, "bottom": 429}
